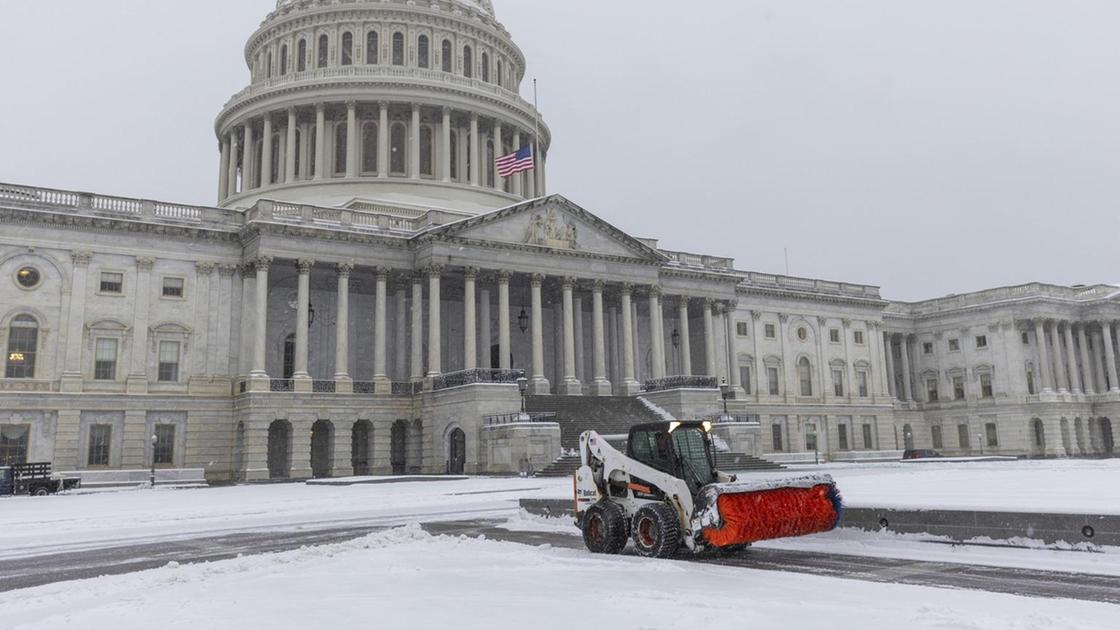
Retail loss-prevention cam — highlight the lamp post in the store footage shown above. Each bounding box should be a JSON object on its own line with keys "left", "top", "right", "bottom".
{"left": 978, "top": 432, "right": 985, "bottom": 456}
{"left": 719, "top": 379, "right": 730, "bottom": 419}
{"left": 517, "top": 375, "right": 529, "bottom": 418}
{"left": 149, "top": 433, "right": 158, "bottom": 488}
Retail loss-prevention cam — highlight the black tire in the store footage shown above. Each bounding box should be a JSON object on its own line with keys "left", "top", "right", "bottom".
{"left": 32, "top": 487, "right": 50, "bottom": 497}
{"left": 631, "top": 503, "right": 681, "bottom": 558}
{"left": 582, "top": 501, "right": 629, "bottom": 554}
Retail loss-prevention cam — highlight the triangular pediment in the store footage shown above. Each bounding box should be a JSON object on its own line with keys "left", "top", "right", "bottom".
{"left": 423, "top": 195, "right": 667, "bottom": 263}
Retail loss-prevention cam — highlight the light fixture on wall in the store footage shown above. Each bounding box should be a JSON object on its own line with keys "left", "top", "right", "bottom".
{"left": 308, "top": 303, "right": 316, "bottom": 327}
{"left": 671, "top": 328, "right": 680, "bottom": 348}
{"left": 518, "top": 308, "right": 529, "bottom": 334}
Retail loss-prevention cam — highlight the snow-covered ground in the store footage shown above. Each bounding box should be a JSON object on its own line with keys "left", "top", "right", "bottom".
{"left": 2, "top": 525, "right": 1116, "bottom": 630}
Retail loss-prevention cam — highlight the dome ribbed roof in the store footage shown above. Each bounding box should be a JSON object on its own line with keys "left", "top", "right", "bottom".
{"left": 275, "top": 0, "right": 495, "bottom": 17}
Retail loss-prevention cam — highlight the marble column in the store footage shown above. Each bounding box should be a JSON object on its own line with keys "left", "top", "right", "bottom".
{"left": 244, "top": 123, "right": 255, "bottom": 190}
{"left": 573, "top": 294, "right": 585, "bottom": 381}
{"left": 285, "top": 108, "right": 297, "bottom": 182}
{"left": 314, "top": 104, "right": 326, "bottom": 179}
{"left": 1077, "top": 324, "right": 1095, "bottom": 395}
{"left": 218, "top": 137, "right": 230, "bottom": 202}
{"left": 261, "top": 115, "right": 274, "bottom": 187}
{"left": 884, "top": 333, "right": 897, "bottom": 398}
{"left": 1091, "top": 329, "right": 1107, "bottom": 393}
{"left": 374, "top": 268, "right": 391, "bottom": 392}
{"left": 1048, "top": 321, "right": 1067, "bottom": 393}
{"left": 394, "top": 287, "right": 408, "bottom": 381}
{"left": 529, "top": 274, "right": 550, "bottom": 394}
{"left": 463, "top": 268, "right": 478, "bottom": 370}
{"left": 619, "top": 284, "right": 639, "bottom": 395}
{"left": 899, "top": 334, "right": 913, "bottom": 401}
{"left": 497, "top": 271, "right": 511, "bottom": 371}
{"left": 677, "top": 297, "right": 692, "bottom": 376}
{"left": 479, "top": 286, "right": 492, "bottom": 369}
{"left": 441, "top": 107, "right": 452, "bottom": 183}
{"left": 589, "top": 281, "right": 611, "bottom": 396}
{"left": 227, "top": 131, "right": 240, "bottom": 197}
{"left": 410, "top": 273, "right": 424, "bottom": 380}
{"left": 726, "top": 303, "right": 744, "bottom": 397}
{"left": 375, "top": 103, "right": 389, "bottom": 178}
{"left": 1103, "top": 321, "right": 1119, "bottom": 392}
{"left": 334, "top": 263, "right": 354, "bottom": 390}
{"left": 1063, "top": 322, "right": 1081, "bottom": 394}
{"left": 469, "top": 113, "right": 480, "bottom": 186}
{"left": 1034, "top": 320, "right": 1053, "bottom": 392}
{"left": 346, "top": 102, "right": 359, "bottom": 178}
{"left": 703, "top": 299, "right": 718, "bottom": 378}
{"left": 649, "top": 288, "right": 665, "bottom": 380}
{"left": 427, "top": 266, "right": 442, "bottom": 378}
{"left": 410, "top": 103, "right": 421, "bottom": 180}
{"left": 293, "top": 259, "right": 314, "bottom": 391}
{"left": 250, "top": 256, "right": 272, "bottom": 381}
{"left": 559, "top": 277, "right": 582, "bottom": 395}
{"left": 125, "top": 257, "right": 155, "bottom": 392}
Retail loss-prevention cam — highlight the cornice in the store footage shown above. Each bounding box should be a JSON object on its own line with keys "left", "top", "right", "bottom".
{"left": 424, "top": 235, "right": 664, "bottom": 267}
{"left": 736, "top": 283, "right": 889, "bottom": 309}
{"left": 0, "top": 207, "right": 241, "bottom": 244}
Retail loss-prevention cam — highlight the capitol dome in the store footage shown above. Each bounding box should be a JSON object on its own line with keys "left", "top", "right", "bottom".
{"left": 215, "top": 0, "right": 549, "bottom": 215}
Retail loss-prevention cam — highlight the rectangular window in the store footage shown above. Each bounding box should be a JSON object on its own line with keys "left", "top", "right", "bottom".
{"left": 986, "top": 422, "right": 999, "bottom": 447}
{"left": 858, "top": 371, "right": 868, "bottom": 397}
{"left": 838, "top": 424, "right": 849, "bottom": 451}
{"left": 980, "top": 373, "right": 993, "bottom": 398}
{"left": 862, "top": 423, "right": 873, "bottom": 449}
{"left": 926, "top": 378, "right": 939, "bottom": 402}
{"left": 923, "top": 342, "right": 934, "bottom": 355}
{"left": 764, "top": 324, "right": 776, "bottom": 339}
{"left": 162, "top": 277, "right": 184, "bottom": 298}
{"left": 1026, "top": 370, "right": 1036, "bottom": 395}
{"left": 158, "top": 341, "right": 180, "bottom": 382}
{"left": 736, "top": 322, "right": 749, "bottom": 337}
{"left": 948, "top": 338, "right": 960, "bottom": 352}
{"left": 953, "top": 376, "right": 965, "bottom": 400}
{"left": 832, "top": 368, "right": 844, "bottom": 396}
{"left": 853, "top": 330, "right": 865, "bottom": 345}
{"left": 931, "top": 425, "right": 943, "bottom": 449}
{"left": 94, "top": 338, "right": 118, "bottom": 381}
{"left": 958, "top": 424, "right": 970, "bottom": 449}
{"left": 153, "top": 424, "right": 175, "bottom": 465}
{"left": 88, "top": 424, "right": 112, "bottom": 466}
{"left": 1021, "top": 332, "right": 1030, "bottom": 345}
{"left": 829, "top": 329, "right": 840, "bottom": 343}
{"left": 975, "top": 335, "right": 988, "bottom": 349}
{"left": 739, "top": 366, "right": 752, "bottom": 395}
{"left": 767, "top": 367, "right": 780, "bottom": 396}
{"left": 5, "top": 321, "right": 38, "bottom": 379}
{"left": 771, "top": 424, "right": 783, "bottom": 452}
{"left": 99, "top": 272, "right": 123, "bottom": 294}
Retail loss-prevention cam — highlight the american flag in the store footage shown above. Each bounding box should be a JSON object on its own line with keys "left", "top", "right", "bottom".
{"left": 495, "top": 145, "right": 534, "bottom": 178}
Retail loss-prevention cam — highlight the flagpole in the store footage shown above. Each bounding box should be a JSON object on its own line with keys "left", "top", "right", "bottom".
{"left": 533, "top": 78, "right": 542, "bottom": 195}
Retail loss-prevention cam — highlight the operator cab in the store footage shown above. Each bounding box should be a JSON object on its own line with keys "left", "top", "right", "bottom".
{"left": 626, "top": 421, "right": 717, "bottom": 496}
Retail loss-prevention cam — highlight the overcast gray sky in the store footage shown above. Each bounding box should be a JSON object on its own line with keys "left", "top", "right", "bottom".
{"left": 1, "top": 1, "right": 1117, "bottom": 301}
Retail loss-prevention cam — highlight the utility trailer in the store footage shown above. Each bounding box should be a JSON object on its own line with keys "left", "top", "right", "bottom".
{"left": 0, "top": 463, "right": 81, "bottom": 497}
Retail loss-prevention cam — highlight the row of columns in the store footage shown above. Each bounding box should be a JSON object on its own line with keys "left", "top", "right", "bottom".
{"left": 218, "top": 102, "right": 546, "bottom": 202}
{"left": 244, "top": 259, "right": 733, "bottom": 395}
{"left": 1031, "top": 319, "right": 1119, "bottom": 395}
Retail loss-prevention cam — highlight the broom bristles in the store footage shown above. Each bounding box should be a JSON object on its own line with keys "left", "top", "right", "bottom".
{"left": 702, "top": 483, "right": 843, "bottom": 547}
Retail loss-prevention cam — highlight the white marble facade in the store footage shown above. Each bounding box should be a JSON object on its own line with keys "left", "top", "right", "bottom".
{"left": 0, "top": 0, "right": 1116, "bottom": 480}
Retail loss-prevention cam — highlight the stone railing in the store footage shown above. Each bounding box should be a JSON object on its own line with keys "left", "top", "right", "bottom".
{"left": 483, "top": 412, "right": 558, "bottom": 427}
{"left": 660, "top": 250, "right": 736, "bottom": 271}
{"left": 248, "top": 199, "right": 473, "bottom": 235}
{"left": 0, "top": 182, "right": 243, "bottom": 230}
{"left": 699, "top": 414, "right": 761, "bottom": 425}
{"left": 432, "top": 368, "right": 525, "bottom": 391}
{"left": 641, "top": 376, "right": 719, "bottom": 393}
{"left": 739, "top": 272, "right": 882, "bottom": 300}
{"left": 889, "top": 282, "right": 1120, "bottom": 317}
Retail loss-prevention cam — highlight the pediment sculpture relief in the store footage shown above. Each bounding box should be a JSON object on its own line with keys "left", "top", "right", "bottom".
{"left": 525, "top": 208, "right": 578, "bottom": 250}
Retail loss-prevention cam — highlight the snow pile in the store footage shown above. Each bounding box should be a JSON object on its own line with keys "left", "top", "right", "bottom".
{"left": 1, "top": 525, "right": 1117, "bottom": 629}
{"left": 636, "top": 396, "right": 676, "bottom": 422}
{"left": 498, "top": 508, "right": 576, "bottom": 534}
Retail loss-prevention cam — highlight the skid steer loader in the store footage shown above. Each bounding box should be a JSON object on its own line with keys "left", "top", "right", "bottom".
{"left": 574, "top": 421, "right": 842, "bottom": 557}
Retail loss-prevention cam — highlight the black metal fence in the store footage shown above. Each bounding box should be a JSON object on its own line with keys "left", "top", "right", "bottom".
{"left": 641, "top": 375, "right": 719, "bottom": 393}
{"left": 483, "top": 412, "right": 558, "bottom": 426}
{"left": 433, "top": 368, "right": 525, "bottom": 391}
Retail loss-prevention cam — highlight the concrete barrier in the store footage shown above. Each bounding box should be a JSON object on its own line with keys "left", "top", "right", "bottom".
{"left": 61, "top": 469, "right": 207, "bottom": 488}
{"left": 518, "top": 499, "right": 1120, "bottom": 547}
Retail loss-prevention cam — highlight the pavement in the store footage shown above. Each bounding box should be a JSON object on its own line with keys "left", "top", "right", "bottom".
{"left": 2, "top": 519, "right": 1118, "bottom": 604}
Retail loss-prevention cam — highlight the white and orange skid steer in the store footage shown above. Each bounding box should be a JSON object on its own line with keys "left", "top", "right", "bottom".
{"left": 574, "top": 421, "right": 842, "bottom": 557}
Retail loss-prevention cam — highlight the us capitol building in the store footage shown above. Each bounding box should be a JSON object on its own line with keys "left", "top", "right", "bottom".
{"left": 0, "top": 0, "right": 1116, "bottom": 482}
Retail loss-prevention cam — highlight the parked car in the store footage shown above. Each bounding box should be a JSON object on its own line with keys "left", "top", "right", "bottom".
{"left": 902, "top": 449, "right": 944, "bottom": 460}
{"left": 0, "top": 463, "right": 81, "bottom": 496}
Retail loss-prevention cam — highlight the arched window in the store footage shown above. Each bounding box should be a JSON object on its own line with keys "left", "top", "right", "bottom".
{"left": 341, "top": 32, "right": 353, "bottom": 65}
{"left": 463, "top": 45, "right": 473, "bottom": 78}
{"left": 449, "top": 131, "right": 458, "bottom": 180}
{"left": 366, "top": 31, "right": 379, "bottom": 65}
{"left": 334, "top": 123, "right": 348, "bottom": 176}
{"left": 318, "top": 34, "right": 329, "bottom": 68}
{"left": 798, "top": 357, "right": 813, "bottom": 396}
{"left": 392, "top": 32, "right": 404, "bottom": 66}
{"left": 390, "top": 122, "right": 406, "bottom": 175}
{"left": 496, "top": 59, "right": 503, "bottom": 87}
{"left": 418, "top": 35, "right": 430, "bottom": 69}
{"left": 441, "top": 40, "right": 452, "bottom": 72}
{"left": 485, "top": 140, "right": 495, "bottom": 187}
{"left": 270, "top": 133, "right": 281, "bottom": 184}
{"left": 5, "top": 315, "right": 38, "bottom": 379}
{"left": 280, "top": 44, "right": 288, "bottom": 75}
{"left": 481, "top": 52, "right": 490, "bottom": 82}
{"left": 266, "top": 51, "right": 273, "bottom": 78}
{"left": 362, "top": 122, "right": 378, "bottom": 173}
{"left": 297, "top": 39, "right": 307, "bottom": 72}
{"left": 420, "top": 125, "right": 433, "bottom": 177}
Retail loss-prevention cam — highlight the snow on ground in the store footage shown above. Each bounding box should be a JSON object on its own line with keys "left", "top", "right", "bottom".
{"left": 1, "top": 525, "right": 1115, "bottom": 630}
{"left": 731, "top": 458, "right": 1120, "bottom": 513}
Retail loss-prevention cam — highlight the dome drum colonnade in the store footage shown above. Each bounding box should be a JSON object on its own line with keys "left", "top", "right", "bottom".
{"left": 215, "top": 0, "right": 549, "bottom": 208}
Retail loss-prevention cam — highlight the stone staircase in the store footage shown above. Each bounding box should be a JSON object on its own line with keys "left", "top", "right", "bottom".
{"left": 525, "top": 395, "right": 666, "bottom": 449}
{"left": 714, "top": 452, "right": 785, "bottom": 472}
